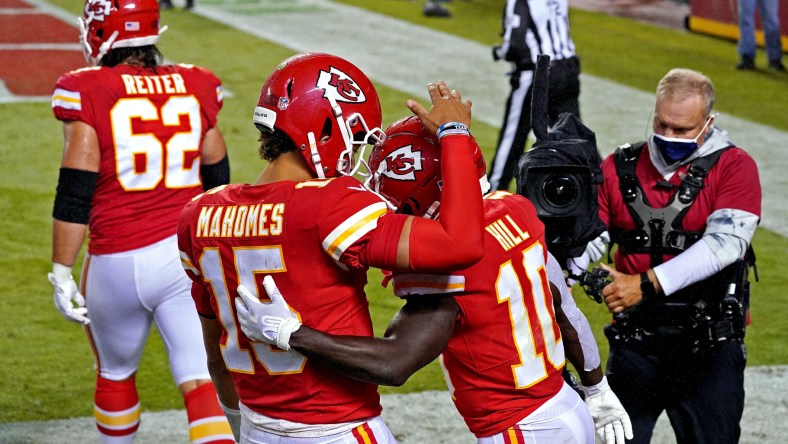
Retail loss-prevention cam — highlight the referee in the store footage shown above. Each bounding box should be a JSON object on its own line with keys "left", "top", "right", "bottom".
{"left": 489, "top": 0, "right": 581, "bottom": 191}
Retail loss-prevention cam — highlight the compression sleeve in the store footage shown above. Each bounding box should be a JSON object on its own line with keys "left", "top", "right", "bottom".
{"left": 408, "top": 134, "right": 484, "bottom": 271}
{"left": 653, "top": 208, "right": 758, "bottom": 296}
{"left": 52, "top": 167, "right": 98, "bottom": 224}
{"left": 653, "top": 240, "right": 720, "bottom": 297}
{"left": 546, "top": 253, "right": 601, "bottom": 371}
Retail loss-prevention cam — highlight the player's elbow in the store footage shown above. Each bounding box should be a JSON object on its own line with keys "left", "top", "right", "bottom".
{"left": 375, "top": 374, "right": 408, "bottom": 387}
{"left": 364, "top": 354, "right": 422, "bottom": 387}
{"left": 466, "top": 243, "right": 485, "bottom": 265}
{"left": 374, "top": 365, "right": 415, "bottom": 387}
{"left": 446, "top": 239, "right": 484, "bottom": 269}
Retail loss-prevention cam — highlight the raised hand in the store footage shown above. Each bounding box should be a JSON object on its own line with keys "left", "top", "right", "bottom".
{"left": 406, "top": 81, "right": 472, "bottom": 135}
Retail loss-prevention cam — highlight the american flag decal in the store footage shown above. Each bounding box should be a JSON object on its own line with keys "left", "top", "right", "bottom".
{"left": 125, "top": 21, "right": 140, "bottom": 31}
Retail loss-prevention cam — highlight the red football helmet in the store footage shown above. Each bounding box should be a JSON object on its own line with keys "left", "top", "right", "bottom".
{"left": 79, "top": 0, "right": 166, "bottom": 66}
{"left": 366, "top": 116, "right": 490, "bottom": 219}
{"left": 253, "top": 53, "right": 383, "bottom": 179}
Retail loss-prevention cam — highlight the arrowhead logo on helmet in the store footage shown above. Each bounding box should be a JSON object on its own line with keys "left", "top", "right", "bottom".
{"left": 84, "top": 0, "right": 112, "bottom": 22}
{"left": 79, "top": 0, "right": 165, "bottom": 66}
{"left": 366, "top": 115, "right": 489, "bottom": 218}
{"left": 254, "top": 53, "right": 383, "bottom": 179}
{"left": 380, "top": 145, "right": 423, "bottom": 181}
{"left": 316, "top": 67, "right": 366, "bottom": 104}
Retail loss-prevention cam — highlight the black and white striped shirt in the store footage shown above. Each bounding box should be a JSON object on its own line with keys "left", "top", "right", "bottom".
{"left": 495, "top": 0, "right": 576, "bottom": 69}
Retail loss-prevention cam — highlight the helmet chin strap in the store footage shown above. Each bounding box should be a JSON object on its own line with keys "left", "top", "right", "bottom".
{"left": 363, "top": 166, "right": 397, "bottom": 211}
{"left": 479, "top": 176, "right": 491, "bottom": 195}
{"left": 92, "top": 30, "right": 119, "bottom": 65}
{"left": 78, "top": 18, "right": 167, "bottom": 66}
{"left": 307, "top": 132, "right": 325, "bottom": 179}
{"left": 347, "top": 116, "right": 385, "bottom": 179}
{"left": 78, "top": 17, "right": 92, "bottom": 64}
{"left": 424, "top": 202, "right": 441, "bottom": 220}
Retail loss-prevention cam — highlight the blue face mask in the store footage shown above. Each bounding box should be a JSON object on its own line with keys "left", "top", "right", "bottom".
{"left": 653, "top": 116, "right": 713, "bottom": 164}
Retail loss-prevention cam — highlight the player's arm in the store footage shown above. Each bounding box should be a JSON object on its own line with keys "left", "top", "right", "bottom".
{"left": 49, "top": 120, "right": 100, "bottom": 325}
{"left": 370, "top": 82, "right": 484, "bottom": 272}
{"left": 235, "top": 278, "right": 459, "bottom": 387}
{"left": 291, "top": 295, "right": 458, "bottom": 386}
{"left": 52, "top": 120, "right": 99, "bottom": 267}
{"left": 550, "top": 281, "right": 602, "bottom": 386}
{"left": 546, "top": 252, "right": 601, "bottom": 385}
{"left": 199, "top": 314, "right": 238, "bottom": 407}
{"left": 547, "top": 255, "right": 633, "bottom": 444}
{"left": 198, "top": 312, "right": 241, "bottom": 441}
{"left": 199, "top": 126, "right": 230, "bottom": 191}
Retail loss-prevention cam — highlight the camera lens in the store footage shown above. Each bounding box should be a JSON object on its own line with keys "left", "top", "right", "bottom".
{"left": 542, "top": 175, "right": 578, "bottom": 208}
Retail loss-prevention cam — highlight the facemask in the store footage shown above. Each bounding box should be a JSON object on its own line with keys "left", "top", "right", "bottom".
{"left": 653, "top": 116, "right": 713, "bottom": 164}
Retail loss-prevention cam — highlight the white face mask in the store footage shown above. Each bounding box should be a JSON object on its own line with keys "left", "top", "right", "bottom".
{"left": 652, "top": 115, "right": 714, "bottom": 163}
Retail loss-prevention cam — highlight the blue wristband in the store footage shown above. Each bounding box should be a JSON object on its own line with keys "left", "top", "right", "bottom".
{"left": 436, "top": 122, "right": 470, "bottom": 140}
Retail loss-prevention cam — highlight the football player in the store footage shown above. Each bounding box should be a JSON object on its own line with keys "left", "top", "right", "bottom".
{"left": 177, "top": 53, "right": 485, "bottom": 443}
{"left": 48, "top": 0, "right": 233, "bottom": 442}
{"left": 236, "top": 116, "right": 634, "bottom": 444}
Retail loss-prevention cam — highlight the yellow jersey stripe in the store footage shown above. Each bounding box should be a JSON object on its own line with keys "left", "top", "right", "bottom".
{"left": 52, "top": 88, "right": 82, "bottom": 110}
{"left": 323, "top": 202, "right": 387, "bottom": 261}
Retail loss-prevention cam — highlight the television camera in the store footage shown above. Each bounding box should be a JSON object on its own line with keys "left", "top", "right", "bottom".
{"left": 515, "top": 55, "right": 608, "bottom": 302}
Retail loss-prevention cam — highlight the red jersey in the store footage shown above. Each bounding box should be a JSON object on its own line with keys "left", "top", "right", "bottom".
{"left": 177, "top": 176, "right": 388, "bottom": 424}
{"left": 598, "top": 144, "right": 761, "bottom": 274}
{"left": 52, "top": 63, "right": 223, "bottom": 254}
{"left": 391, "top": 191, "right": 566, "bottom": 437}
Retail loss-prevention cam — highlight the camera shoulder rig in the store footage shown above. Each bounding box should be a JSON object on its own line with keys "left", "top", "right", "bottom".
{"left": 609, "top": 142, "right": 732, "bottom": 267}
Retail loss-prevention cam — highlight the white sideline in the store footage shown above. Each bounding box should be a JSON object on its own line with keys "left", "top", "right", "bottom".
{"left": 0, "top": 366, "right": 786, "bottom": 443}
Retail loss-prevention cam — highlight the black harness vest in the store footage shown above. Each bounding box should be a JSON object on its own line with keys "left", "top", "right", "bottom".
{"left": 610, "top": 142, "right": 731, "bottom": 267}
{"left": 604, "top": 142, "right": 753, "bottom": 351}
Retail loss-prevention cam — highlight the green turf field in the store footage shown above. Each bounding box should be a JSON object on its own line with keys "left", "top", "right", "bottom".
{"left": 1, "top": 0, "right": 784, "bottom": 423}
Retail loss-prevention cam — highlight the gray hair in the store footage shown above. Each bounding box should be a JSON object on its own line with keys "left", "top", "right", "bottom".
{"left": 655, "top": 68, "right": 715, "bottom": 115}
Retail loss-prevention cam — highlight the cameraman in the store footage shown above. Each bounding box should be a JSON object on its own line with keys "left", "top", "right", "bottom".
{"left": 592, "top": 68, "right": 761, "bottom": 443}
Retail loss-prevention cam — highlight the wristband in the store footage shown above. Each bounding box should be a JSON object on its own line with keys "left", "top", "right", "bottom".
{"left": 640, "top": 272, "right": 656, "bottom": 300}
{"left": 436, "top": 122, "right": 470, "bottom": 140}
